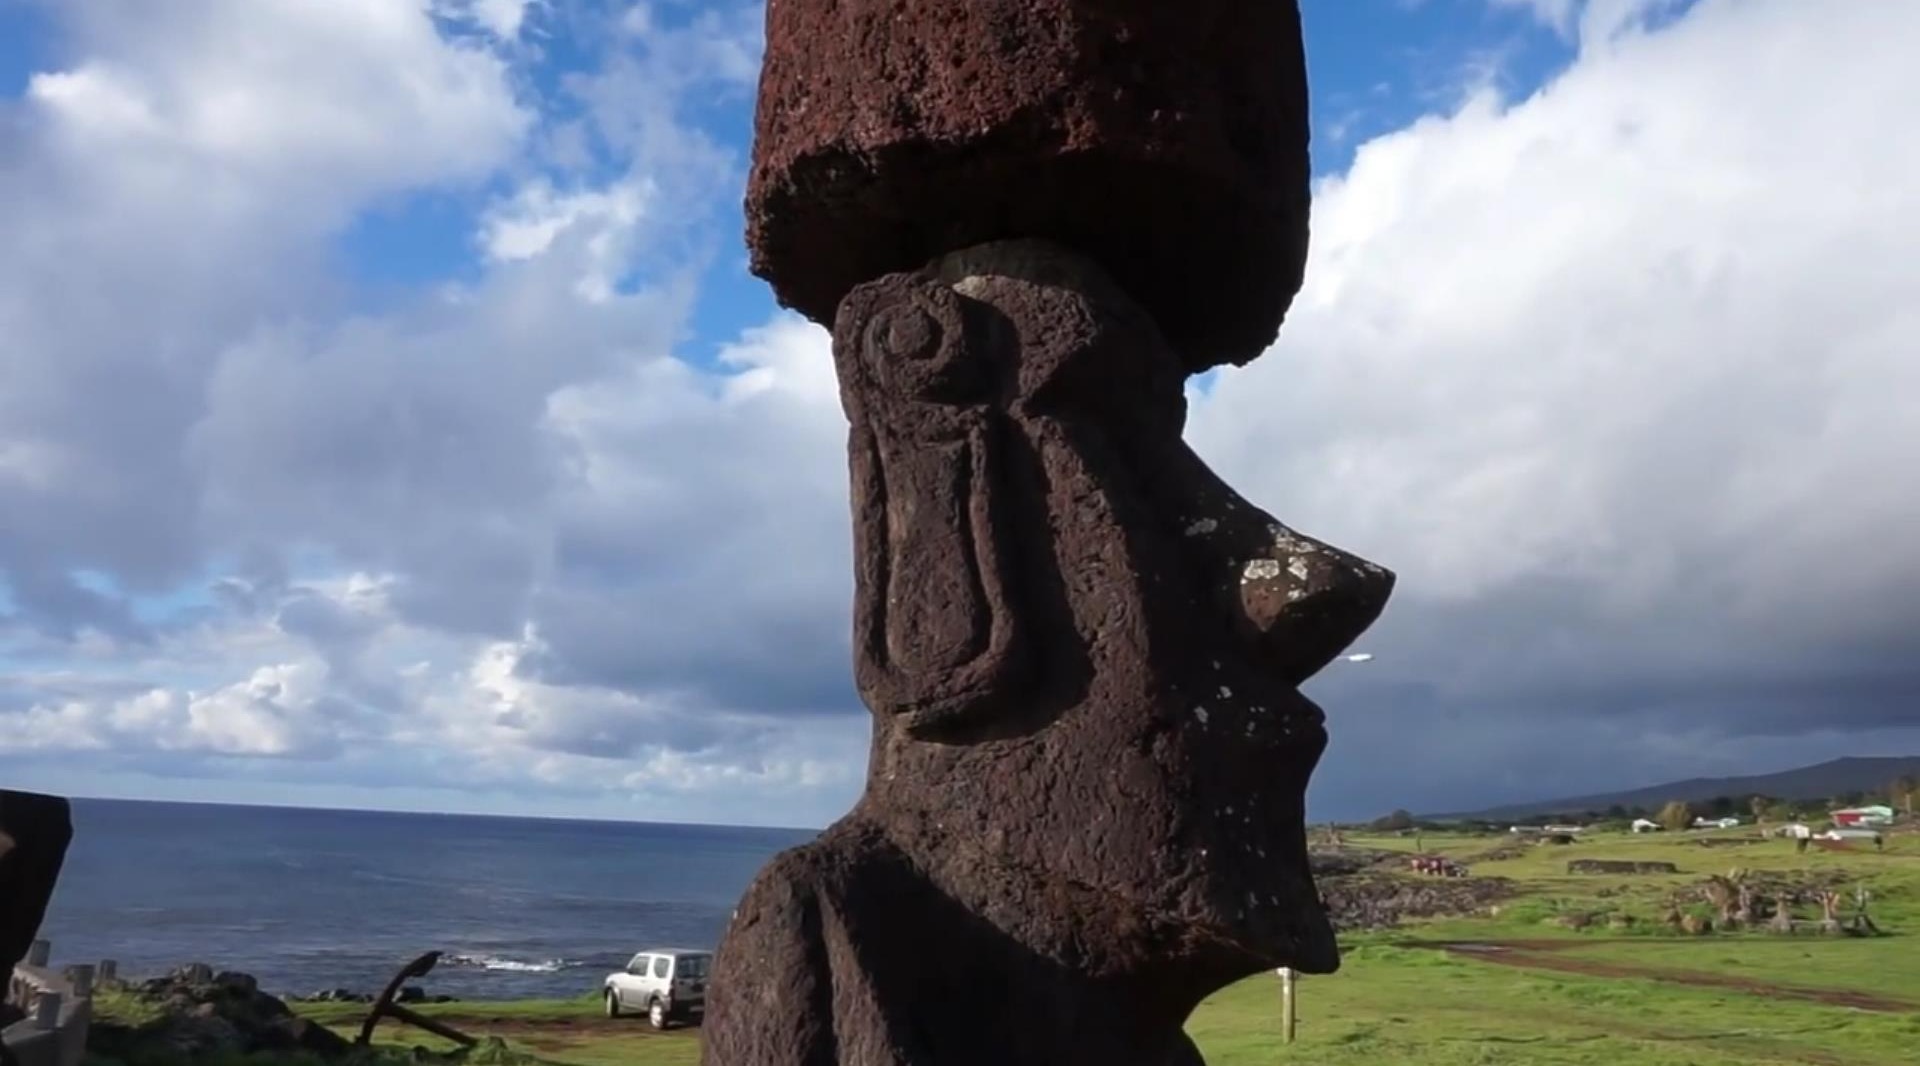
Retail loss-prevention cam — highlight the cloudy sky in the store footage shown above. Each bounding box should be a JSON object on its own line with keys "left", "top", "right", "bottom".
{"left": 2, "top": 0, "right": 1915, "bottom": 828}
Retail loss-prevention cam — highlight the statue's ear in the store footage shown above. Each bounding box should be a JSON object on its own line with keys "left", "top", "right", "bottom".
{"left": 834, "top": 276, "right": 1028, "bottom": 739}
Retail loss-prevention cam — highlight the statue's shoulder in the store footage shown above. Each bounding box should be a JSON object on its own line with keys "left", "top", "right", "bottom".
{"left": 703, "top": 820, "right": 903, "bottom": 1066}
{"left": 732, "top": 817, "right": 896, "bottom": 926}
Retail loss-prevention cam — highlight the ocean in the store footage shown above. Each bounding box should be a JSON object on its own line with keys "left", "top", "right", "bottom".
{"left": 35, "top": 799, "right": 818, "bottom": 1001}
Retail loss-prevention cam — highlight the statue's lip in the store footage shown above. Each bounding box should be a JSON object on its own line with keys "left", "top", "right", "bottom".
{"left": 1177, "top": 889, "right": 1341, "bottom": 976}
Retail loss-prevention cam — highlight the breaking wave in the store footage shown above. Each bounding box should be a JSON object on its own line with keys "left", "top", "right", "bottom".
{"left": 443, "top": 954, "right": 571, "bottom": 974}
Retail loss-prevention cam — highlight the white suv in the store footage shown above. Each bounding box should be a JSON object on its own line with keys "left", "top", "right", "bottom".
{"left": 604, "top": 948, "right": 712, "bottom": 1029}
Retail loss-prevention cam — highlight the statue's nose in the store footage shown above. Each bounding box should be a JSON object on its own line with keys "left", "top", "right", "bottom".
{"left": 1228, "top": 525, "right": 1396, "bottom": 686}
{"left": 1149, "top": 441, "right": 1394, "bottom": 686}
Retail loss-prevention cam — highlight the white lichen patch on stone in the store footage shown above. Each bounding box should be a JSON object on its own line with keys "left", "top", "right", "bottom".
{"left": 952, "top": 276, "right": 995, "bottom": 299}
{"left": 1268, "top": 524, "right": 1321, "bottom": 556}
{"left": 1193, "top": 706, "right": 1210, "bottom": 725}
{"left": 1243, "top": 559, "right": 1283, "bottom": 582}
{"left": 1183, "top": 517, "right": 1218, "bottom": 537}
{"left": 1287, "top": 557, "right": 1311, "bottom": 581}
{"left": 1217, "top": 685, "right": 1233, "bottom": 698}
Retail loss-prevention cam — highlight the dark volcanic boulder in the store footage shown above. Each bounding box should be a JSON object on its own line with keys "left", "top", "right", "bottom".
{"left": 0, "top": 790, "right": 73, "bottom": 973}
{"left": 747, "top": 0, "right": 1312, "bottom": 372}
{"left": 94, "top": 966, "right": 354, "bottom": 1062}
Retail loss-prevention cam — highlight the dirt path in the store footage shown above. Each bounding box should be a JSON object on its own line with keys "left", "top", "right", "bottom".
{"left": 1405, "top": 939, "right": 1918, "bottom": 1013}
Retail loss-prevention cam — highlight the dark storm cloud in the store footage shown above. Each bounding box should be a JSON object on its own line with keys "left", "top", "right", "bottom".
{"left": 1188, "top": 1, "right": 1920, "bottom": 815}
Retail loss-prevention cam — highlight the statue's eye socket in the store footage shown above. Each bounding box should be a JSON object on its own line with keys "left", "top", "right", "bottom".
{"left": 862, "top": 293, "right": 988, "bottom": 404}
{"left": 867, "top": 304, "right": 942, "bottom": 363}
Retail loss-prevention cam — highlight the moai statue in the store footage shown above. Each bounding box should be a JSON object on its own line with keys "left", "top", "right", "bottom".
{"left": 1769, "top": 896, "right": 1796, "bottom": 935}
{"left": 703, "top": 3, "right": 1394, "bottom": 1064}
{"left": 0, "top": 791, "right": 73, "bottom": 975}
{"left": 1817, "top": 891, "right": 1844, "bottom": 935}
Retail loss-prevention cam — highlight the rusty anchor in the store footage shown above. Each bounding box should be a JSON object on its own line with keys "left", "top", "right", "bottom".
{"left": 355, "top": 951, "right": 478, "bottom": 1049}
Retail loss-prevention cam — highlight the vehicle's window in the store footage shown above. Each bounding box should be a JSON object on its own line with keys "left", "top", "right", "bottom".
{"left": 652, "top": 956, "right": 670, "bottom": 979}
{"left": 628, "top": 954, "right": 648, "bottom": 974}
{"left": 678, "top": 955, "right": 710, "bottom": 979}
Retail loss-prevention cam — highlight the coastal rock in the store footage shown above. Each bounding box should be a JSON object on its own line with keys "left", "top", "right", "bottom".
{"left": 160, "top": 1013, "right": 246, "bottom": 1058}
{"left": 746, "top": 0, "right": 1312, "bottom": 371}
{"left": 100, "top": 965, "right": 352, "bottom": 1062}
{"left": 298, "top": 988, "right": 375, "bottom": 1003}
{"left": 255, "top": 1016, "right": 354, "bottom": 1059}
{"left": 0, "top": 790, "right": 74, "bottom": 974}
{"left": 214, "top": 970, "right": 259, "bottom": 995}
{"left": 1317, "top": 873, "right": 1518, "bottom": 933}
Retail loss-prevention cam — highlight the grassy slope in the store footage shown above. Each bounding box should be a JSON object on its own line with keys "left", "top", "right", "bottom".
{"left": 96, "top": 827, "right": 1920, "bottom": 1065}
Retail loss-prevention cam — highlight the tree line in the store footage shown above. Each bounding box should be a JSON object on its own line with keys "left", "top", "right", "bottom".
{"left": 1356, "top": 774, "right": 1916, "bottom": 833}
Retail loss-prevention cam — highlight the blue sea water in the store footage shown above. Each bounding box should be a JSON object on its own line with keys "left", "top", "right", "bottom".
{"left": 36, "top": 799, "right": 817, "bottom": 1001}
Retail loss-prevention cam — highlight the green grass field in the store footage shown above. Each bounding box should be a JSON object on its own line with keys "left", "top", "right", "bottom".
{"left": 90, "top": 825, "right": 1920, "bottom": 1065}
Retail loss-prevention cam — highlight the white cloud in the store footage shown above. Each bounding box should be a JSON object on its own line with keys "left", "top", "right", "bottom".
{"left": 440, "top": 0, "right": 541, "bottom": 42}
{"left": 26, "top": 0, "right": 529, "bottom": 212}
{"left": 479, "top": 176, "right": 655, "bottom": 299}
{"left": 1194, "top": 0, "right": 1920, "bottom": 809}
{"left": 0, "top": 663, "right": 340, "bottom": 759}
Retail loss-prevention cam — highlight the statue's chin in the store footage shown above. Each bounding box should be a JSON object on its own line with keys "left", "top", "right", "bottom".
{"left": 1250, "top": 899, "right": 1342, "bottom": 975}
{"left": 1175, "top": 857, "right": 1341, "bottom": 977}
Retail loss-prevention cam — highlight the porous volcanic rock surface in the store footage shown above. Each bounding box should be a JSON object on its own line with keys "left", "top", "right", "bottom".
{"left": 1315, "top": 873, "right": 1518, "bottom": 933}
{"left": 89, "top": 967, "right": 354, "bottom": 1062}
{"left": 746, "top": 0, "right": 1312, "bottom": 371}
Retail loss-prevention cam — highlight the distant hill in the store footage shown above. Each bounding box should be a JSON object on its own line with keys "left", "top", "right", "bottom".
{"left": 1437, "top": 756, "right": 1920, "bottom": 821}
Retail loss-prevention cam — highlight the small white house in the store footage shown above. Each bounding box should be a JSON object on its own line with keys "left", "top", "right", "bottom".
{"left": 1543, "top": 824, "right": 1586, "bottom": 835}
{"left": 1692, "top": 816, "right": 1741, "bottom": 830}
{"left": 1631, "top": 818, "right": 1662, "bottom": 833}
{"left": 1776, "top": 822, "right": 1813, "bottom": 839}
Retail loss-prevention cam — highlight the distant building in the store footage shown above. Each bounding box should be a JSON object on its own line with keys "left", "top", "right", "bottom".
{"left": 1832, "top": 806, "right": 1895, "bottom": 827}
{"left": 1775, "top": 822, "right": 1813, "bottom": 839}
{"left": 1631, "top": 818, "right": 1662, "bottom": 833}
{"left": 1543, "top": 824, "right": 1586, "bottom": 835}
{"left": 1692, "top": 816, "right": 1741, "bottom": 830}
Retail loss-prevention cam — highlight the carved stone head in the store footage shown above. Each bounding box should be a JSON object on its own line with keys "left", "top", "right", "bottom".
{"left": 831, "top": 240, "right": 1394, "bottom": 984}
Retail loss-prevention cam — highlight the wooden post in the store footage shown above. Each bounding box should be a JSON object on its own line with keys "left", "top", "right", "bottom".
{"left": 1278, "top": 967, "right": 1297, "bottom": 1045}
{"left": 26, "top": 940, "right": 50, "bottom": 967}
{"left": 66, "top": 964, "right": 94, "bottom": 1000}
{"left": 98, "top": 960, "right": 119, "bottom": 985}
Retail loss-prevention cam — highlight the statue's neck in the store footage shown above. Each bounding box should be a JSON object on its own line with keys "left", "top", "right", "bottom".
{"left": 834, "top": 806, "right": 1208, "bottom": 1066}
